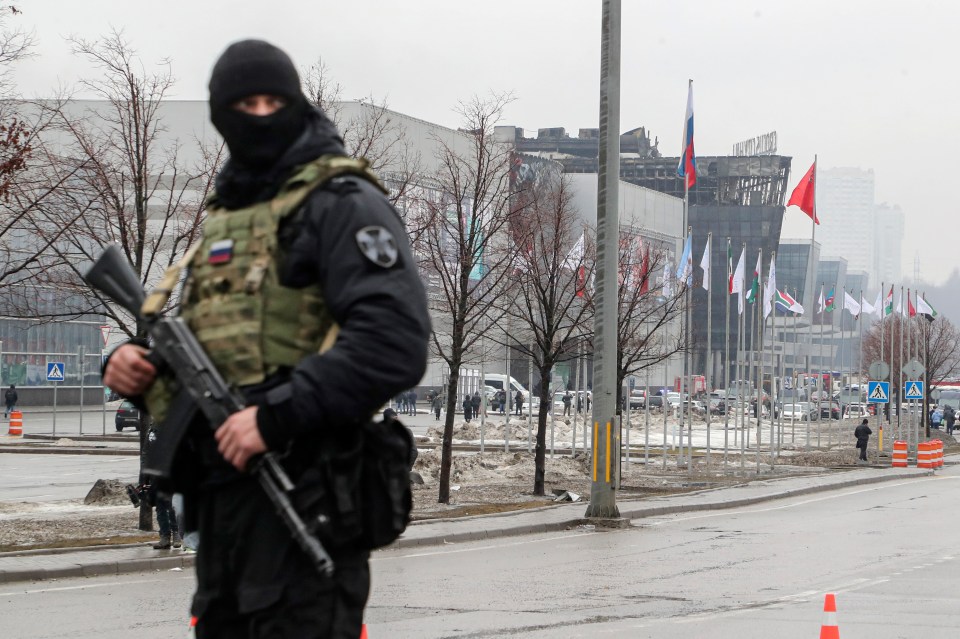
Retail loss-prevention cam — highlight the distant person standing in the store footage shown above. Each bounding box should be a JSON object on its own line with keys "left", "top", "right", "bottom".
{"left": 462, "top": 394, "right": 473, "bottom": 422}
{"left": 514, "top": 390, "right": 524, "bottom": 416}
{"left": 471, "top": 391, "right": 482, "bottom": 419}
{"left": 562, "top": 391, "right": 572, "bottom": 416}
{"left": 4, "top": 385, "right": 16, "bottom": 418}
{"left": 944, "top": 404, "right": 956, "bottom": 435}
{"left": 854, "top": 418, "right": 872, "bottom": 464}
{"left": 432, "top": 393, "right": 443, "bottom": 421}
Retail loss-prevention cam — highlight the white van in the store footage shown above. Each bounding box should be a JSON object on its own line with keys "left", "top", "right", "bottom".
{"left": 483, "top": 374, "right": 537, "bottom": 409}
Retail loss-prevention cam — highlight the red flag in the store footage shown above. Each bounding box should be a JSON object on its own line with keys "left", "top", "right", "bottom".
{"left": 908, "top": 290, "right": 917, "bottom": 317}
{"left": 576, "top": 266, "right": 586, "bottom": 298}
{"left": 639, "top": 246, "right": 650, "bottom": 294}
{"left": 788, "top": 161, "right": 819, "bottom": 224}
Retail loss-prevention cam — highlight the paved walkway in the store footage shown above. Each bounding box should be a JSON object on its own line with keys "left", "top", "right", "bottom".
{"left": 0, "top": 465, "right": 935, "bottom": 584}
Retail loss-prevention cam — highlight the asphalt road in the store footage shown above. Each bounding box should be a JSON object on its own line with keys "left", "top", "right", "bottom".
{"left": 0, "top": 454, "right": 139, "bottom": 502}
{"left": 1, "top": 466, "right": 957, "bottom": 638}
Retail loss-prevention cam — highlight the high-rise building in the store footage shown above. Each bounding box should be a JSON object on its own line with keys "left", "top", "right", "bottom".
{"left": 817, "top": 167, "right": 875, "bottom": 285}
{"left": 873, "top": 203, "right": 904, "bottom": 285}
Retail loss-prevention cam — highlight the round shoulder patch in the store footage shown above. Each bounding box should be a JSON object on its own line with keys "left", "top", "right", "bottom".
{"left": 355, "top": 226, "right": 399, "bottom": 268}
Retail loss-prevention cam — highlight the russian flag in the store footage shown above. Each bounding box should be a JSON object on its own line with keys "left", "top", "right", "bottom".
{"left": 677, "top": 80, "right": 696, "bottom": 189}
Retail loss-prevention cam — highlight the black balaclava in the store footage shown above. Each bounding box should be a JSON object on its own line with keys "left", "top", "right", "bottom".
{"left": 208, "top": 39, "right": 308, "bottom": 169}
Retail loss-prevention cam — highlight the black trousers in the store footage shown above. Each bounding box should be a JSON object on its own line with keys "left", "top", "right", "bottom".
{"left": 193, "top": 478, "right": 369, "bottom": 639}
{"left": 858, "top": 444, "right": 868, "bottom": 461}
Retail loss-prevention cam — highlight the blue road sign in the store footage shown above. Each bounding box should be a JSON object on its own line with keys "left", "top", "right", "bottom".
{"left": 867, "top": 380, "right": 890, "bottom": 404}
{"left": 904, "top": 380, "right": 925, "bottom": 400}
{"left": 628, "top": 376, "right": 636, "bottom": 389}
{"left": 46, "top": 362, "right": 65, "bottom": 382}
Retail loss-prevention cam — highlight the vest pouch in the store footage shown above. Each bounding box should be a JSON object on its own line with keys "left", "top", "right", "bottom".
{"left": 291, "top": 440, "right": 364, "bottom": 549}
{"left": 359, "top": 418, "right": 414, "bottom": 550}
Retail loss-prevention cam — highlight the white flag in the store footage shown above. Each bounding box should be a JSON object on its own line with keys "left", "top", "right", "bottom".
{"left": 860, "top": 293, "right": 875, "bottom": 317}
{"left": 871, "top": 290, "right": 883, "bottom": 319}
{"left": 730, "top": 246, "right": 746, "bottom": 315}
{"left": 844, "top": 291, "right": 861, "bottom": 318}
{"left": 762, "top": 257, "right": 777, "bottom": 318}
{"left": 676, "top": 234, "right": 693, "bottom": 286}
{"left": 699, "top": 239, "right": 710, "bottom": 291}
{"left": 895, "top": 292, "right": 905, "bottom": 317}
{"left": 662, "top": 261, "right": 673, "bottom": 298}
{"left": 817, "top": 286, "right": 825, "bottom": 314}
{"left": 563, "top": 233, "right": 585, "bottom": 270}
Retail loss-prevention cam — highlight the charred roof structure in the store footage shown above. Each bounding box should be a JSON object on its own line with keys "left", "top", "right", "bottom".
{"left": 512, "top": 125, "right": 794, "bottom": 386}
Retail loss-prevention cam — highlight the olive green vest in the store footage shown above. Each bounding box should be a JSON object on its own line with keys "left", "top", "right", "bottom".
{"left": 178, "top": 155, "right": 386, "bottom": 387}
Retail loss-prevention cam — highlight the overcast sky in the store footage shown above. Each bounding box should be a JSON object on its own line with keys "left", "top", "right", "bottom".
{"left": 10, "top": 1, "right": 959, "bottom": 288}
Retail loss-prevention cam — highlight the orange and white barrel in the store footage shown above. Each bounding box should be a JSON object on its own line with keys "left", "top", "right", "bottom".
{"left": 917, "top": 442, "right": 932, "bottom": 469}
{"left": 891, "top": 440, "right": 908, "bottom": 468}
{"left": 7, "top": 409, "right": 22, "bottom": 436}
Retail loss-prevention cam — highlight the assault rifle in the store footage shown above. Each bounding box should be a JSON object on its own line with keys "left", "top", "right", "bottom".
{"left": 84, "top": 244, "right": 334, "bottom": 576}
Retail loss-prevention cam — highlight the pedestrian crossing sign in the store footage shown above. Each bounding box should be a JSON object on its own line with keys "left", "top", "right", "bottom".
{"left": 46, "top": 362, "right": 65, "bottom": 382}
{"left": 867, "top": 381, "right": 890, "bottom": 403}
{"left": 904, "top": 381, "right": 925, "bottom": 400}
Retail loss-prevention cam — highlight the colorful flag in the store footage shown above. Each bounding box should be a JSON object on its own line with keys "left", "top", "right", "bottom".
{"left": 676, "top": 234, "right": 693, "bottom": 286}
{"left": 677, "top": 80, "right": 696, "bottom": 189}
{"left": 699, "top": 238, "right": 710, "bottom": 291}
{"left": 908, "top": 290, "right": 917, "bottom": 317}
{"left": 916, "top": 295, "right": 938, "bottom": 322}
{"left": 883, "top": 285, "right": 894, "bottom": 316}
{"left": 762, "top": 256, "right": 777, "bottom": 318}
{"left": 787, "top": 160, "right": 819, "bottom": 224}
{"left": 843, "top": 291, "right": 861, "bottom": 318}
{"left": 824, "top": 288, "right": 836, "bottom": 312}
{"left": 730, "top": 246, "right": 746, "bottom": 315}
{"left": 775, "top": 288, "right": 804, "bottom": 314}
{"left": 745, "top": 251, "right": 761, "bottom": 304}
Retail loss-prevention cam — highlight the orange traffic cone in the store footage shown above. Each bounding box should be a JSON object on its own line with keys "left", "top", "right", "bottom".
{"left": 820, "top": 593, "right": 839, "bottom": 639}
{"left": 359, "top": 624, "right": 368, "bottom": 639}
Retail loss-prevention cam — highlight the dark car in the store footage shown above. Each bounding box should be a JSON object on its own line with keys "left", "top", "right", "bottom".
{"left": 115, "top": 400, "right": 141, "bottom": 431}
{"left": 647, "top": 395, "right": 664, "bottom": 410}
{"left": 819, "top": 400, "right": 841, "bottom": 420}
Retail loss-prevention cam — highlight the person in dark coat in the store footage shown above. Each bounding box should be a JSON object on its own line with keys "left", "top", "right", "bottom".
{"left": 432, "top": 393, "right": 443, "bottom": 420}
{"left": 471, "top": 391, "right": 482, "bottom": 418}
{"left": 854, "top": 418, "right": 872, "bottom": 463}
{"left": 514, "top": 390, "right": 524, "bottom": 416}
{"left": 462, "top": 394, "right": 472, "bottom": 422}
{"left": 943, "top": 404, "right": 956, "bottom": 435}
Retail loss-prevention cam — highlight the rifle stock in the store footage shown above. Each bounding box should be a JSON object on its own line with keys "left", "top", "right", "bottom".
{"left": 83, "top": 244, "right": 335, "bottom": 576}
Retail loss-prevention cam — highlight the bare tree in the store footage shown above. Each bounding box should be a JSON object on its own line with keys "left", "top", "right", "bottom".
{"left": 29, "top": 31, "right": 223, "bottom": 334}
{"left": 417, "top": 92, "right": 519, "bottom": 504}
{"left": 505, "top": 169, "right": 593, "bottom": 495}
{"left": 19, "top": 31, "right": 222, "bottom": 530}
{"left": 615, "top": 229, "right": 687, "bottom": 407}
{"left": 302, "top": 59, "right": 424, "bottom": 238}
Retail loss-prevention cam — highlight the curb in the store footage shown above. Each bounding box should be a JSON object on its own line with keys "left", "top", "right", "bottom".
{"left": 0, "top": 551, "right": 195, "bottom": 584}
{"left": 390, "top": 469, "right": 933, "bottom": 549}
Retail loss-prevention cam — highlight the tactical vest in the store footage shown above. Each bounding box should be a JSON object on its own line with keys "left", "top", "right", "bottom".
{"left": 177, "top": 155, "right": 386, "bottom": 387}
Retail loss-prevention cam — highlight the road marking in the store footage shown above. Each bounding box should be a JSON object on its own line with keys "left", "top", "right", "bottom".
{"left": 0, "top": 577, "right": 174, "bottom": 597}
{"left": 376, "top": 531, "right": 597, "bottom": 561}
{"left": 644, "top": 476, "right": 955, "bottom": 526}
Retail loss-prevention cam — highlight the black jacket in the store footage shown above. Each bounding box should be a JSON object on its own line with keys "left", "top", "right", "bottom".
{"left": 854, "top": 424, "right": 872, "bottom": 447}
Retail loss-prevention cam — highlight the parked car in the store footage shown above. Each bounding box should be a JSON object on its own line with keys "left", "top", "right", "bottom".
{"left": 820, "top": 400, "right": 841, "bottom": 420}
{"left": 628, "top": 390, "right": 646, "bottom": 409}
{"left": 781, "top": 402, "right": 817, "bottom": 421}
{"left": 115, "top": 400, "right": 141, "bottom": 431}
{"left": 680, "top": 400, "right": 707, "bottom": 416}
{"left": 647, "top": 395, "right": 664, "bottom": 410}
{"left": 665, "top": 392, "right": 686, "bottom": 409}
{"left": 843, "top": 403, "right": 870, "bottom": 419}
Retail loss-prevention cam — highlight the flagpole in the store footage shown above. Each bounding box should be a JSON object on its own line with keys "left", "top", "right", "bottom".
{"left": 750, "top": 248, "right": 762, "bottom": 461}
{"left": 724, "top": 237, "right": 731, "bottom": 470}
{"left": 818, "top": 282, "right": 825, "bottom": 448}
{"left": 898, "top": 285, "right": 904, "bottom": 440}
{"left": 685, "top": 224, "right": 693, "bottom": 469}
{"left": 887, "top": 286, "right": 895, "bottom": 439}
{"left": 738, "top": 242, "right": 746, "bottom": 469}
{"left": 755, "top": 274, "right": 764, "bottom": 472}
{"left": 792, "top": 288, "right": 799, "bottom": 445}
{"left": 705, "top": 232, "right": 713, "bottom": 465}
{"left": 807, "top": 156, "right": 818, "bottom": 452}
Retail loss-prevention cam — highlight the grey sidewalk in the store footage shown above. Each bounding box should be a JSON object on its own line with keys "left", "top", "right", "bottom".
{"left": 0, "top": 465, "right": 934, "bottom": 585}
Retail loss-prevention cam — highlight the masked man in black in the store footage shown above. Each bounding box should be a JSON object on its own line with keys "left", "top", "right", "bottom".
{"left": 104, "top": 39, "right": 429, "bottom": 639}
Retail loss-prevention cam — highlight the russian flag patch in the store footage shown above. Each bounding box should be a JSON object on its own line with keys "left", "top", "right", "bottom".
{"left": 208, "top": 239, "right": 234, "bottom": 265}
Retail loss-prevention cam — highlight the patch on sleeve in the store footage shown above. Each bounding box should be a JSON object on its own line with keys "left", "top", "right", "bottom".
{"left": 355, "top": 226, "right": 399, "bottom": 268}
